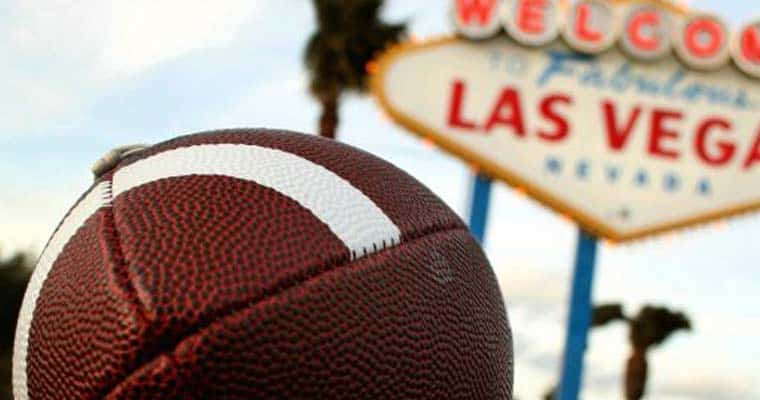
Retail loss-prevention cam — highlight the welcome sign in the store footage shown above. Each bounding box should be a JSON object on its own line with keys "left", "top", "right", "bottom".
{"left": 371, "top": 0, "right": 760, "bottom": 241}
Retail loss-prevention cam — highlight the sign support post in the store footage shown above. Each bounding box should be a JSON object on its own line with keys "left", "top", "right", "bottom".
{"left": 468, "top": 174, "right": 493, "bottom": 243}
{"left": 558, "top": 228, "right": 599, "bottom": 400}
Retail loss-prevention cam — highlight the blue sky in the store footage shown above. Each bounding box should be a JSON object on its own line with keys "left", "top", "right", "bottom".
{"left": 1, "top": 1, "right": 758, "bottom": 399}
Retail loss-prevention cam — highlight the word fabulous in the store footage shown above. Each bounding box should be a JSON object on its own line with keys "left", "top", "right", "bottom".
{"left": 453, "top": 0, "right": 760, "bottom": 78}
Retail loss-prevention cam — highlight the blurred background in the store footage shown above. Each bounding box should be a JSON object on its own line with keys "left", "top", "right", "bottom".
{"left": 1, "top": 1, "right": 759, "bottom": 399}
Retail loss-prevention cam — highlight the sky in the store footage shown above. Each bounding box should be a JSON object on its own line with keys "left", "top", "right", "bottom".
{"left": 1, "top": 1, "right": 758, "bottom": 399}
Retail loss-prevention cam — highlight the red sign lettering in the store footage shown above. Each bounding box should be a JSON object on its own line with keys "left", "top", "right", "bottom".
{"left": 648, "top": 109, "right": 683, "bottom": 160}
{"left": 603, "top": 101, "right": 642, "bottom": 151}
{"left": 455, "top": 0, "right": 500, "bottom": 26}
{"left": 538, "top": 94, "right": 572, "bottom": 141}
{"left": 695, "top": 118, "right": 735, "bottom": 166}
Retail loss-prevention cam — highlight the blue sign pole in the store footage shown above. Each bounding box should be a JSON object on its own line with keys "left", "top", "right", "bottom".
{"left": 557, "top": 228, "right": 599, "bottom": 400}
{"left": 468, "top": 173, "right": 493, "bottom": 243}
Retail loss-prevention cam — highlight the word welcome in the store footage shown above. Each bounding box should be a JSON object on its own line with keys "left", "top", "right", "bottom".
{"left": 453, "top": 0, "right": 760, "bottom": 78}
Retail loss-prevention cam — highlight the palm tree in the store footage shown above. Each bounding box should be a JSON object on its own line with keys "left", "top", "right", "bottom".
{"left": 0, "top": 251, "right": 33, "bottom": 400}
{"left": 544, "top": 303, "right": 690, "bottom": 400}
{"left": 624, "top": 306, "right": 691, "bottom": 400}
{"left": 589, "top": 304, "right": 691, "bottom": 400}
{"left": 304, "top": 0, "right": 406, "bottom": 139}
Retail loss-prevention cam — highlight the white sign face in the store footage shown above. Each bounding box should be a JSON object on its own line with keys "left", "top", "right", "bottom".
{"left": 372, "top": 37, "right": 760, "bottom": 241}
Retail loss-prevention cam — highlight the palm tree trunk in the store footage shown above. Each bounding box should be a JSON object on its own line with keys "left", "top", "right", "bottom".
{"left": 318, "top": 94, "right": 339, "bottom": 139}
{"left": 625, "top": 348, "right": 648, "bottom": 400}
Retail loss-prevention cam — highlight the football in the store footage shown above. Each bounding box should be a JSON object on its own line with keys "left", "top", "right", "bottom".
{"left": 13, "top": 129, "right": 512, "bottom": 399}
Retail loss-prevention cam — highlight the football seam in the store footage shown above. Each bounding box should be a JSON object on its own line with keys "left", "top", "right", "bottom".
{"left": 102, "top": 225, "right": 471, "bottom": 398}
{"left": 103, "top": 189, "right": 152, "bottom": 330}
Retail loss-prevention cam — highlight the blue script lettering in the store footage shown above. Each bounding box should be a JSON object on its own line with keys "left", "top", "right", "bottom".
{"left": 536, "top": 50, "right": 756, "bottom": 111}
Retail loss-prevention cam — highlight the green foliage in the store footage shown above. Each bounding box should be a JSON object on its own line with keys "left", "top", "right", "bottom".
{"left": 592, "top": 303, "right": 627, "bottom": 327}
{"left": 0, "top": 252, "right": 32, "bottom": 351}
{"left": 545, "top": 303, "right": 691, "bottom": 400}
{"left": 629, "top": 305, "right": 691, "bottom": 350}
{"left": 304, "top": 0, "right": 405, "bottom": 99}
{"left": 0, "top": 250, "right": 33, "bottom": 400}
{"left": 304, "top": 0, "right": 406, "bottom": 138}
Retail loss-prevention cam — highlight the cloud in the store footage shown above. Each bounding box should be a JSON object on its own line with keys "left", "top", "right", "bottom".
{"left": 656, "top": 373, "right": 755, "bottom": 400}
{"left": 0, "top": 185, "right": 79, "bottom": 255}
{"left": 2, "top": 2, "right": 759, "bottom": 400}
{"left": 213, "top": 71, "right": 313, "bottom": 131}
{"left": 7, "top": 0, "right": 259, "bottom": 78}
{"left": 93, "top": 1, "right": 259, "bottom": 78}
{"left": 0, "top": 0, "right": 260, "bottom": 136}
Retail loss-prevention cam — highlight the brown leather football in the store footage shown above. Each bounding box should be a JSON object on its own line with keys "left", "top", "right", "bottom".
{"left": 13, "top": 129, "right": 512, "bottom": 399}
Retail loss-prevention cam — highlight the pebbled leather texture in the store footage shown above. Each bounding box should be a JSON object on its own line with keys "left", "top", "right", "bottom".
{"left": 20, "top": 129, "right": 513, "bottom": 399}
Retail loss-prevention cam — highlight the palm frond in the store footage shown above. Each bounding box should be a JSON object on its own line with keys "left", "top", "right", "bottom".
{"left": 630, "top": 306, "right": 691, "bottom": 350}
{"left": 304, "top": 0, "right": 406, "bottom": 98}
{"left": 592, "top": 303, "right": 627, "bottom": 327}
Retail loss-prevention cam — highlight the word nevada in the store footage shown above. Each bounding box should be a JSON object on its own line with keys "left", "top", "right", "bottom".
{"left": 453, "top": 0, "right": 760, "bottom": 78}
